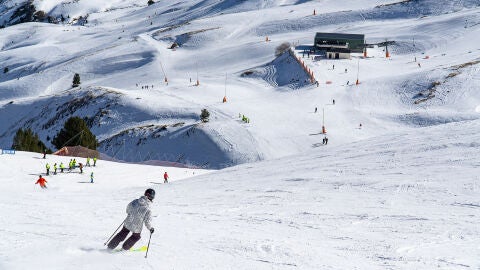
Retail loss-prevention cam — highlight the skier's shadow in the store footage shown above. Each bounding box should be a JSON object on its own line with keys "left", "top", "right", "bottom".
{"left": 312, "top": 143, "right": 325, "bottom": 148}
{"left": 77, "top": 181, "right": 92, "bottom": 184}
{"left": 150, "top": 182, "right": 164, "bottom": 185}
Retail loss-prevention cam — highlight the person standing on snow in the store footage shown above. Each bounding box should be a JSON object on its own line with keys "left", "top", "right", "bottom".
{"left": 107, "top": 189, "right": 155, "bottom": 251}
{"left": 54, "top": 163, "right": 57, "bottom": 175}
{"left": 60, "top": 162, "right": 65, "bottom": 173}
{"left": 46, "top": 163, "right": 50, "bottom": 176}
{"left": 35, "top": 175, "right": 48, "bottom": 189}
{"left": 90, "top": 172, "right": 94, "bottom": 183}
{"left": 164, "top": 172, "right": 169, "bottom": 183}
{"left": 93, "top": 157, "right": 97, "bottom": 167}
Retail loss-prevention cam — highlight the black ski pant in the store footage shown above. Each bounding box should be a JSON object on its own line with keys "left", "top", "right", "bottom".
{"left": 107, "top": 227, "right": 141, "bottom": 250}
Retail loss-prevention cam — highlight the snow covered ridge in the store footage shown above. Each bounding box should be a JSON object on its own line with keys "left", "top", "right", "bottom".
{"left": 0, "top": 87, "right": 261, "bottom": 168}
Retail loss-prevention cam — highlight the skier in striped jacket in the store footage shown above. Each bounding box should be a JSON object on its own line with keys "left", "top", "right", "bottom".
{"left": 107, "top": 189, "right": 155, "bottom": 251}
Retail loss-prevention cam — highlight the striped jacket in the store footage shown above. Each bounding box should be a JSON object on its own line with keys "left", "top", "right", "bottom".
{"left": 124, "top": 196, "right": 153, "bottom": 233}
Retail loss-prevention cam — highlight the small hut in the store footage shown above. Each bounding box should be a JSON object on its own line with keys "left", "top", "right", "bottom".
{"left": 53, "top": 146, "right": 99, "bottom": 158}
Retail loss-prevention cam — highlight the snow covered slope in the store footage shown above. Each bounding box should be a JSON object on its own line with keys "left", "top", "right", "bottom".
{"left": 0, "top": 1, "right": 479, "bottom": 268}
{"left": 0, "top": 118, "right": 478, "bottom": 269}
{"left": 0, "top": 0, "right": 479, "bottom": 168}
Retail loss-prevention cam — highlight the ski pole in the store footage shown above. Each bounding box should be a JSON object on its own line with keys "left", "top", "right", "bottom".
{"left": 104, "top": 220, "right": 125, "bottom": 246}
{"left": 145, "top": 231, "right": 153, "bottom": 258}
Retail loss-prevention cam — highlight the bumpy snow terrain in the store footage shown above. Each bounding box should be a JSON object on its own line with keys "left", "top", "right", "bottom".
{"left": 0, "top": 0, "right": 479, "bottom": 269}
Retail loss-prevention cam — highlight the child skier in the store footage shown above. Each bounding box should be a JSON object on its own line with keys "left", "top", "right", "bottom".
{"left": 90, "top": 172, "right": 94, "bottom": 183}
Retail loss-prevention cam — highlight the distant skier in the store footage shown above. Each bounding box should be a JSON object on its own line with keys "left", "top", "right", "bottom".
{"left": 79, "top": 163, "right": 83, "bottom": 174}
{"left": 35, "top": 175, "right": 48, "bottom": 189}
{"left": 90, "top": 172, "right": 94, "bottom": 183}
{"left": 46, "top": 163, "right": 50, "bottom": 176}
{"left": 60, "top": 162, "right": 65, "bottom": 173}
{"left": 333, "top": 99, "right": 335, "bottom": 105}
{"left": 43, "top": 151, "right": 46, "bottom": 159}
{"left": 164, "top": 172, "right": 169, "bottom": 183}
{"left": 315, "top": 107, "right": 317, "bottom": 113}
{"left": 93, "top": 157, "right": 97, "bottom": 167}
{"left": 107, "top": 189, "right": 155, "bottom": 251}
{"left": 322, "top": 137, "right": 326, "bottom": 145}
{"left": 332, "top": 64, "right": 335, "bottom": 70}
{"left": 54, "top": 163, "right": 57, "bottom": 175}
{"left": 86, "top": 157, "right": 91, "bottom": 167}
{"left": 325, "top": 137, "right": 329, "bottom": 145}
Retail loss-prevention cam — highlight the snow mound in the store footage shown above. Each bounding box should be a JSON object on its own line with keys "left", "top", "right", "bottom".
{"left": 241, "top": 50, "right": 312, "bottom": 89}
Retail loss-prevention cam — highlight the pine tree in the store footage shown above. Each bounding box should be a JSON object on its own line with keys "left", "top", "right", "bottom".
{"left": 12, "top": 128, "right": 50, "bottom": 153}
{"left": 200, "top": 109, "right": 210, "bottom": 123}
{"left": 52, "top": 117, "right": 97, "bottom": 150}
{"left": 72, "top": 73, "right": 81, "bottom": 87}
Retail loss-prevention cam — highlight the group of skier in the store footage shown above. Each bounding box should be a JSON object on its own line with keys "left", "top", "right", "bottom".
{"left": 44, "top": 157, "right": 97, "bottom": 176}
{"left": 37, "top": 155, "right": 99, "bottom": 188}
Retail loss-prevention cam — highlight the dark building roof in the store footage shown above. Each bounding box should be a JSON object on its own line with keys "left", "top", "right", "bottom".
{"left": 315, "top": 33, "right": 365, "bottom": 40}
{"left": 325, "top": 48, "right": 351, "bottom": 53}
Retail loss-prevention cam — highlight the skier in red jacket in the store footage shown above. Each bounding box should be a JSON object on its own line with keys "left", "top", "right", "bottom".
{"left": 35, "top": 175, "right": 48, "bottom": 189}
{"left": 163, "top": 172, "right": 169, "bottom": 183}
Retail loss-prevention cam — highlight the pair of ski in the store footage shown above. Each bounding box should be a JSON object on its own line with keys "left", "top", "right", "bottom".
{"left": 110, "top": 246, "right": 148, "bottom": 253}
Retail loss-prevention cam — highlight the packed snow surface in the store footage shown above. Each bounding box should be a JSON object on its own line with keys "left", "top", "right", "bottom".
{"left": 0, "top": 118, "right": 479, "bottom": 269}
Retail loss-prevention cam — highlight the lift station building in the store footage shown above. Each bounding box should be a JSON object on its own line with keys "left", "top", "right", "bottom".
{"left": 314, "top": 32, "right": 365, "bottom": 59}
